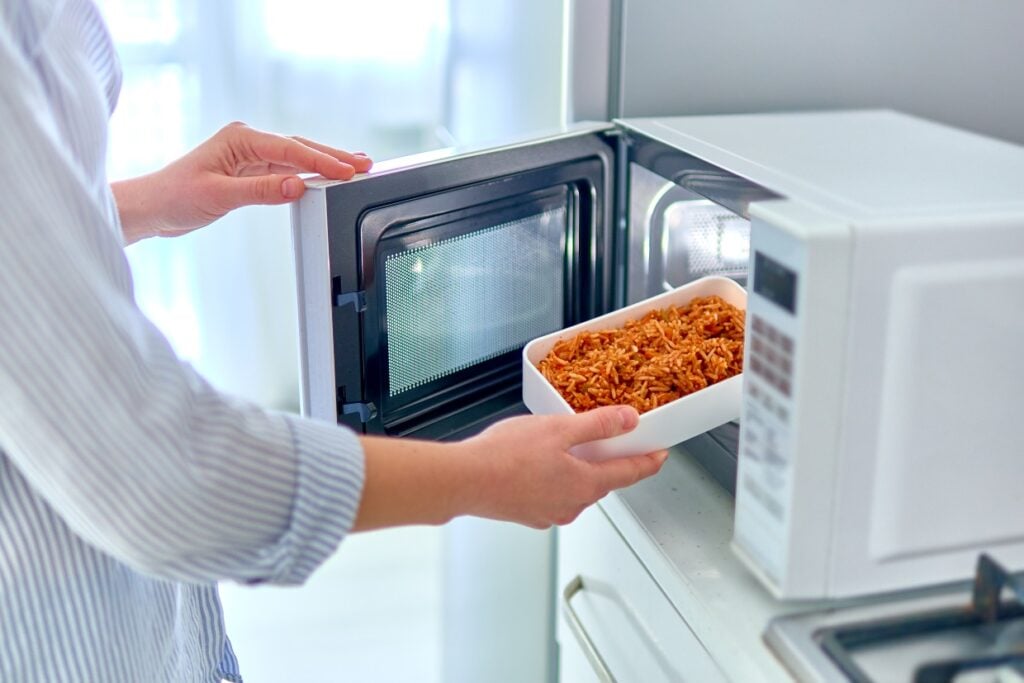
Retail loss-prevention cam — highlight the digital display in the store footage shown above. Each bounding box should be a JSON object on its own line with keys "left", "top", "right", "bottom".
{"left": 753, "top": 251, "right": 797, "bottom": 314}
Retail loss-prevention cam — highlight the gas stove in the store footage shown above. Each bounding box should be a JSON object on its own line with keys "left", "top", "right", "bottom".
{"left": 766, "top": 555, "right": 1024, "bottom": 682}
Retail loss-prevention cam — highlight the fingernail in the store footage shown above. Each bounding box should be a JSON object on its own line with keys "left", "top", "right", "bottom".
{"left": 282, "top": 177, "right": 303, "bottom": 199}
{"left": 657, "top": 451, "right": 669, "bottom": 464}
{"left": 617, "top": 406, "right": 638, "bottom": 430}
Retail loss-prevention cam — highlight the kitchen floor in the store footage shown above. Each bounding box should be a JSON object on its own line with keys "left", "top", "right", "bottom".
{"left": 219, "top": 526, "right": 443, "bottom": 683}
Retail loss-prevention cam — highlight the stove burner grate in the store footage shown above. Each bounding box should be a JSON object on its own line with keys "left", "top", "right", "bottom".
{"left": 819, "top": 555, "right": 1024, "bottom": 682}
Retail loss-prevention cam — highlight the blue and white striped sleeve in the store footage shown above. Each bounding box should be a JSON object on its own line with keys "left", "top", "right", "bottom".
{"left": 0, "top": 16, "right": 364, "bottom": 587}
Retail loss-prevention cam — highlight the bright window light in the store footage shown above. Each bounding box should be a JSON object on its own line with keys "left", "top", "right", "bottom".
{"left": 107, "top": 64, "right": 187, "bottom": 178}
{"left": 127, "top": 246, "right": 203, "bottom": 362}
{"left": 98, "top": 0, "right": 179, "bottom": 44}
{"left": 264, "top": 0, "right": 449, "bottom": 63}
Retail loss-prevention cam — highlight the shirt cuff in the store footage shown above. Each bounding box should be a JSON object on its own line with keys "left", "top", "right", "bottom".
{"left": 264, "top": 414, "right": 365, "bottom": 585}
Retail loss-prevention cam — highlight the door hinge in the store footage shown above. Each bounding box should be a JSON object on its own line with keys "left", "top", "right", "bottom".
{"left": 335, "top": 290, "right": 366, "bottom": 312}
{"left": 340, "top": 401, "right": 377, "bottom": 423}
{"left": 337, "top": 386, "right": 375, "bottom": 423}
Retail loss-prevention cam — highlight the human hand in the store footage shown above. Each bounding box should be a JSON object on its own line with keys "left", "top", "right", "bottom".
{"left": 111, "top": 121, "right": 372, "bottom": 243}
{"left": 351, "top": 405, "right": 666, "bottom": 533}
{"left": 457, "top": 406, "right": 669, "bottom": 529}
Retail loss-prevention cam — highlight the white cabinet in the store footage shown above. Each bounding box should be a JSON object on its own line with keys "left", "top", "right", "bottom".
{"left": 556, "top": 449, "right": 806, "bottom": 683}
{"left": 557, "top": 613, "right": 601, "bottom": 683}
{"left": 556, "top": 504, "right": 726, "bottom": 682}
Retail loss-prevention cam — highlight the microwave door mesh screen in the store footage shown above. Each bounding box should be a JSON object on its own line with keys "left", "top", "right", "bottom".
{"left": 383, "top": 208, "right": 566, "bottom": 397}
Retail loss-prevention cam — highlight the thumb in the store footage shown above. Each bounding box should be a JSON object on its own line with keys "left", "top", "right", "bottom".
{"left": 219, "top": 174, "right": 306, "bottom": 210}
{"left": 559, "top": 405, "right": 640, "bottom": 448}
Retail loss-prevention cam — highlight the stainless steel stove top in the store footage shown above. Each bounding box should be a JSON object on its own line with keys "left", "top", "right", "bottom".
{"left": 766, "top": 556, "right": 1024, "bottom": 682}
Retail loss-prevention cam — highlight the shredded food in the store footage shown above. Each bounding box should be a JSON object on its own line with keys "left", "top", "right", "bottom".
{"left": 538, "top": 295, "right": 745, "bottom": 414}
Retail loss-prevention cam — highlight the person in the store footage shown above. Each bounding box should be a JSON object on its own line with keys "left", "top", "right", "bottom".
{"left": 0, "top": 1, "right": 667, "bottom": 681}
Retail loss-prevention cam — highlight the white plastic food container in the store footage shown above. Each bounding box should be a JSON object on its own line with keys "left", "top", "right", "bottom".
{"left": 522, "top": 276, "right": 747, "bottom": 461}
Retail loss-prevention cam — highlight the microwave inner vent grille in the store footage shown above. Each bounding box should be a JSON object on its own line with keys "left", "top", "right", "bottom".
{"left": 668, "top": 201, "right": 751, "bottom": 281}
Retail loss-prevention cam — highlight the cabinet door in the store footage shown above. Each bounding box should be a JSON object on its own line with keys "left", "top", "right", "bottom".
{"left": 557, "top": 505, "right": 725, "bottom": 683}
{"left": 558, "top": 619, "right": 602, "bottom": 683}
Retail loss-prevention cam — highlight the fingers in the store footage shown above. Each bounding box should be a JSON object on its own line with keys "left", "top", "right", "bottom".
{"left": 590, "top": 450, "right": 669, "bottom": 493}
{"left": 291, "top": 135, "right": 373, "bottom": 174}
{"left": 241, "top": 127, "right": 362, "bottom": 180}
{"left": 557, "top": 405, "right": 640, "bottom": 448}
{"left": 215, "top": 174, "right": 307, "bottom": 209}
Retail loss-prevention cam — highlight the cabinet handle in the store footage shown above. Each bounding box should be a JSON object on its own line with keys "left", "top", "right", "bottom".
{"left": 562, "top": 575, "right": 617, "bottom": 683}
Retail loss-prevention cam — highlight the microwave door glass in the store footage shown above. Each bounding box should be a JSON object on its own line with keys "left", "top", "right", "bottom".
{"left": 381, "top": 207, "right": 566, "bottom": 402}
{"left": 361, "top": 183, "right": 582, "bottom": 437}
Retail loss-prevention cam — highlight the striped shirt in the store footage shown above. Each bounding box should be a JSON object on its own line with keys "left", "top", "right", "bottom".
{"left": 0, "top": 1, "right": 365, "bottom": 681}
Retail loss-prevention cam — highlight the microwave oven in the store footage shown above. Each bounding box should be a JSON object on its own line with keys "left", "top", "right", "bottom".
{"left": 291, "top": 109, "right": 1024, "bottom": 600}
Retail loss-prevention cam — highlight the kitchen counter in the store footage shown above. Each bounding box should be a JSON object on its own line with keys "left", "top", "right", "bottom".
{"left": 598, "top": 445, "right": 826, "bottom": 682}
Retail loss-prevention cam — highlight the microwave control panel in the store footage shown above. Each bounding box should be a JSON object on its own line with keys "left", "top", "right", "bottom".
{"left": 735, "top": 241, "right": 803, "bottom": 587}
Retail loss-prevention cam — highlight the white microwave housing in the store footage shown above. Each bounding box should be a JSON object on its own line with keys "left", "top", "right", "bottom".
{"left": 293, "top": 108, "right": 1024, "bottom": 600}
{"left": 644, "top": 110, "right": 1024, "bottom": 598}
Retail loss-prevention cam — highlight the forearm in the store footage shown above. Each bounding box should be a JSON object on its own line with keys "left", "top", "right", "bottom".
{"left": 353, "top": 436, "right": 488, "bottom": 531}
{"left": 110, "top": 173, "right": 171, "bottom": 244}
{"left": 354, "top": 409, "right": 667, "bottom": 533}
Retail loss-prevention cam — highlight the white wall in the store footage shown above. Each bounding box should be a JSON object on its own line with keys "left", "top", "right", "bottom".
{"left": 444, "top": 0, "right": 565, "bottom": 145}
{"left": 615, "top": 0, "right": 1024, "bottom": 144}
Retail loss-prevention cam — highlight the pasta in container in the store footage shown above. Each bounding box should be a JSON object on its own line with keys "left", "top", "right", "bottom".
{"left": 523, "top": 276, "right": 747, "bottom": 461}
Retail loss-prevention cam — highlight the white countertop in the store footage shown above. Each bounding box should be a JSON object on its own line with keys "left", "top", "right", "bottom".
{"left": 598, "top": 445, "right": 828, "bottom": 682}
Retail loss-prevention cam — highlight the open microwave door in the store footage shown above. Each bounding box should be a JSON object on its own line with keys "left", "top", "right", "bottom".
{"left": 291, "top": 124, "right": 616, "bottom": 439}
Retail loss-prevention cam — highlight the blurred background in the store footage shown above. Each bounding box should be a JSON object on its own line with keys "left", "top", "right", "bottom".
{"left": 96, "top": 0, "right": 566, "bottom": 681}
{"left": 89, "top": 0, "right": 1024, "bottom": 679}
